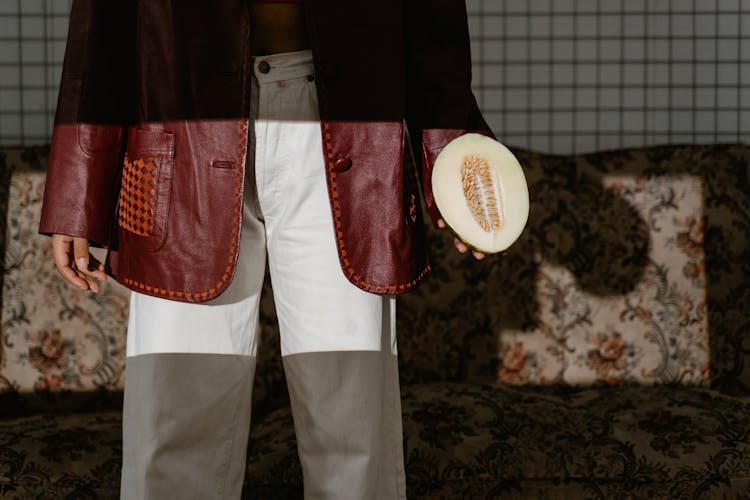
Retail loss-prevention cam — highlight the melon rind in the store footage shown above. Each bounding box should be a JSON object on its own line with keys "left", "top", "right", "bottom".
{"left": 431, "top": 133, "right": 529, "bottom": 254}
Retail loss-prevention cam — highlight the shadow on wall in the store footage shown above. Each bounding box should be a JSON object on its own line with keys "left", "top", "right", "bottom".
{"left": 395, "top": 144, "right": 749, "bottom": 392}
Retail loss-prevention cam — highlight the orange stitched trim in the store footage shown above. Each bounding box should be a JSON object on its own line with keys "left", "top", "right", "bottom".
{"left": 315, "top": 92, "right": 431, "bottom": 293}
{"left": 408, "top": 193, "right": 417, "bottom": 222}
{"left": 118, "top": 153, "right": 158, "bottom": 236}
{"left": 122, "top": 13, "right": 251, "bottom": 302}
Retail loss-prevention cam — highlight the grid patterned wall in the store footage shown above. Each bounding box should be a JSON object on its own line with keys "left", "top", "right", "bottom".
{"left": 468, "top": 0, "right": 750, "bottom": 153}
{"left": 0, "top": 0, "right": 71, "bottom": 146}
{"left": 0, "top": 0, "right": 748, "bottom": 154}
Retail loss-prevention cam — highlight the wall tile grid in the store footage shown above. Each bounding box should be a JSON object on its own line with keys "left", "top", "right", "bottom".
{"left": 1, "top": 0, "right": 748, "bottom": 153}
{"left": 467, "top": 0, "right": 749, "bottom": 153}
{"left": 0, "top": 0, "right": 70, "bottom": 146}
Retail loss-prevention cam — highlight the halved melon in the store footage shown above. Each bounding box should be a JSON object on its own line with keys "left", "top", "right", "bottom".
{"left": 431, "top": 133, "right": 529, "bottom": 254}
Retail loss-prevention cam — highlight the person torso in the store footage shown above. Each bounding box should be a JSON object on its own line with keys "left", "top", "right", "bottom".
{"left": 248, "top": 1, "right": 310, "bottom": 56}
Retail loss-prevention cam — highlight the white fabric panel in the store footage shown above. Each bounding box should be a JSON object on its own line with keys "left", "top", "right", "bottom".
{"left": 126, "top": 288, "right": 262, "bottom": 357}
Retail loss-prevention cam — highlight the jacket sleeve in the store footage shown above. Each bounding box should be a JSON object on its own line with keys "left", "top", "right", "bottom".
{"left": 37, "top": 0, "right": 136, "bottom": 249}
{"left": 403, "top": 0, "right": 496, "bottom": 231}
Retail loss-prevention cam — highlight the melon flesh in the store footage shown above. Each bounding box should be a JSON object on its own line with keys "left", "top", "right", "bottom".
{"left": 431, "top": 133, "right": 529, "bottom": 254}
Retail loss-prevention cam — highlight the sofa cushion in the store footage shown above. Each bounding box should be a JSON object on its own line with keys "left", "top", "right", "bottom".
{"left": 0, "top": 145, "right": 289, "bottom": 420}
{"left": 0, "top": 411, "right": 122, "bottom": 498}
{"left": 0, "top": 146, "right": 130, "bottom": 417}
{"left": 242, "top": 382, "right": 750, "bottom": 498}
{"left": 3, "top": 144, "right": 748, "bottom": 418}
{"left": 398, "top": 144, "right": 750, "bottom": 392}
{"left": 2, "top": 383, "right": 749, "bottom": 498}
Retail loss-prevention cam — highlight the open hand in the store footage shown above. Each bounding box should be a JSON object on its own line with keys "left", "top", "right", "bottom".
{"left": 51, "top": 234, "right": 107, "bottom": 292}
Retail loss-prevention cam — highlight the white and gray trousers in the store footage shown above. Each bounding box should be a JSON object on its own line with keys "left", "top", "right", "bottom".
{"left": 119, "top": 49, "right": 407, "bottom": 500}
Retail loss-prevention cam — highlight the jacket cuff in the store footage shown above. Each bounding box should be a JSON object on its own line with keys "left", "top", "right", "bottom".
{"left": 38, "top": 123, "right": 124, "bottom": 249}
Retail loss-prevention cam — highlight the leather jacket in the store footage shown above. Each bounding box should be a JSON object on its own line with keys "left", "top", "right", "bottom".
{"left": 37, "top": 0, "right": 496, "bottom": 303}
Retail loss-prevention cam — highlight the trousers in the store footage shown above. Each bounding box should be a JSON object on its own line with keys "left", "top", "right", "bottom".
{"left": 119, "top": 49, "right": 407, "bottom": 500}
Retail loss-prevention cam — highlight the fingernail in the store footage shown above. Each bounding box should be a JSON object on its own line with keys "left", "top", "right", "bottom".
{"left": 76, "top": 257, "right": 88, "bottom": 269}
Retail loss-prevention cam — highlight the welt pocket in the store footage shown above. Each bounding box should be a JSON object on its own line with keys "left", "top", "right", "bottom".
{"left": 211, "top": 160, "right": 236, "bottom": 169}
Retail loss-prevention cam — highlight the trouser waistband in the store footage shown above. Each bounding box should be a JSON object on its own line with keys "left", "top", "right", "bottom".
{"left": 250, "top": 48, "right": 315, "bottom": 84}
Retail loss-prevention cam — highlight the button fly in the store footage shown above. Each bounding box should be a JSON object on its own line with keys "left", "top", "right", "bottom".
{"left": 258, "top": 60, "right": 270, "bottom": 73}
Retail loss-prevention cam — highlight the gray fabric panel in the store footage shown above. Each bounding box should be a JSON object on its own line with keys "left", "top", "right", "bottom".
{"left": 120, "top": 352, "right": 256, "bottom": 500}
{"left": 282, "top": 350, "right": 407, "bottom": 500}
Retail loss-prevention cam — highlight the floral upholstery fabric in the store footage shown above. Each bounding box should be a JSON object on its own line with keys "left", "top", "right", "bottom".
{"left": 0, "top": 383, "right": 750, "bottom": 499}
{"left": 0, "top": 145, "right": 287, "bottom": 420}
{"left": 245, "top": 383, "right": 750, "bottom": 499}
{"left": 3, "top": 384, "right": 749, "bottom": 498}
{"left": 0, "top": 411, "right": 123, "bottom": 499}
{"left": 0, "top": 147, "right": 130, "bottom": 415}
{"left": 1, "top": 143, "right": 749, "bottom": 498}
{"left": 398, "top": 144, "right": 749, "bottom": 392}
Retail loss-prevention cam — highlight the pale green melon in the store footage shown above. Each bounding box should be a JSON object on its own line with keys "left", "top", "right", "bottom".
{"left": 431, "top": 133, "right": 529, "bottom": 254}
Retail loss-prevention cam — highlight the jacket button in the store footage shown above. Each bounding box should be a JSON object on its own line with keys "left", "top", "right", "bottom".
{"left": 333, "top": 157, "right": 352, "bottom": 172}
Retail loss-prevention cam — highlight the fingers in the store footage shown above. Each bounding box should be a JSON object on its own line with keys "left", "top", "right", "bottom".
{"left": 72, "top": 236, "right": 89, "bottom": 272}
{"left": 452, "top": 237, "right": 486, "bottom": 259}
{"left": 72, "top": 237, "right": 107, "bottom": 292}
{"left": 72, "top": 237, "right": 107, "bottom": 281}
{"left": 52, "top": 234, "right": 106, "bottom": 292}
{"left": 440, "top": 219, "right": 492, "bottom": 260}
{"left": 453, "top": 237, "right": 467, "bottom": 252}
{"left": 79, "top": 253, "right": 107, "bottom": 282}
{"left": 53, "top": 235, "right": 90, "bottom": 290}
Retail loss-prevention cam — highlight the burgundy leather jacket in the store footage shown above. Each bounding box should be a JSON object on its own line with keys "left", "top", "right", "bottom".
{"left": 37, "top": 0, "right": 496, "bottom": 303}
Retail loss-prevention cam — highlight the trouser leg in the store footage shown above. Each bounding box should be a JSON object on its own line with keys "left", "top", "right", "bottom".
{"left": 281, "top": 303, "right": 406, "bottom": 500}
{"left": 120, "top": 84, "right": 267, "bottom": 499}
{"left": 250, "top": 49, "right": 407, "bottom": 500}
{"left": 121, "top": 352, "right": 257, "bottom": 500}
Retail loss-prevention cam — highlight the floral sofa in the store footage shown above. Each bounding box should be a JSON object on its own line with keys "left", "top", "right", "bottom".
{"left": 1, "top": 143, "right": 748, "bottom": 499}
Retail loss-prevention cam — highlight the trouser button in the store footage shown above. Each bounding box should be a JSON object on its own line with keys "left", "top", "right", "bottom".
{"left": 258, "top": 60, "right": 270, "bottom": 73}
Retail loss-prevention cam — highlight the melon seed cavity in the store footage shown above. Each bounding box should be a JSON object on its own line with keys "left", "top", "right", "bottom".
{"left": 460, "top": 153, "right": 504, "bottom": 233}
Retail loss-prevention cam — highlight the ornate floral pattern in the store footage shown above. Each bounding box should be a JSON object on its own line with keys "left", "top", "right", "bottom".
{"left": 0, "top": 412, "right": 123, "bottom": 498}
{"left": 231, "top": 382, "right": 750, "bottom": 499}
{"left": 398, "top": 144, "right": 748, "bottom": 392}
{"left": 0, "top": 147, "right": 130, "bottom": 417}
{"left": 1, "top": 144, "right": 748, "bottom": 498}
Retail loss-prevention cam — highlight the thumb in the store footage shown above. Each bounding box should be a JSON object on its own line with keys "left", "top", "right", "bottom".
{"left": 73, "top": 237, "right": 89, "bottom": 270}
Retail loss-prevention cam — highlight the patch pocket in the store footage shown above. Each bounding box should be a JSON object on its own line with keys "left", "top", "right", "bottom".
{"left": 117, "top": 127, "right": 175, "bottom": 252}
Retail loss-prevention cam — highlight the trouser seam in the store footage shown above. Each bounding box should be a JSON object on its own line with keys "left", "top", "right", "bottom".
{"left": 389, "top": 354, "right": 406, "bottom": 500}
{"left": 215, "top": 376, "right": 248, "bottom": 499}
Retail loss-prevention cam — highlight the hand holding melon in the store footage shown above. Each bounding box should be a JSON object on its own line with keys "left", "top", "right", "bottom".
{"left": 431, "top": 133, "right": 529, "bottom": 255}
